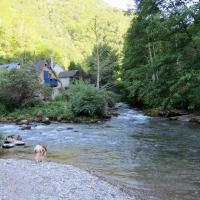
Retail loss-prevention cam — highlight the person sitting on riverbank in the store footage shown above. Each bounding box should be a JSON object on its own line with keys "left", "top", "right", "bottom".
{"left": 34, "top": 144, "right": 47, "bottom": 162}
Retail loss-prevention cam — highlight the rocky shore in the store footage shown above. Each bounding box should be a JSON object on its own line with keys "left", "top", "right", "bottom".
{"left": 0, "top": 159, "right": 132, "bottom": 200}
{"left": 0, "top": 109, "right": 119, "bottom": 125}
{"left": 144, "top": 108, "right": 200, "bottom": 124}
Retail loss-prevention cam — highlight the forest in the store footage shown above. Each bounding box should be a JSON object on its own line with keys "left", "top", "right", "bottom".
{"left": 123, "top": 0, "right": 200, "bottom": 111}
{"left": 0, "top": 0, "right": 129, "bottom": 66}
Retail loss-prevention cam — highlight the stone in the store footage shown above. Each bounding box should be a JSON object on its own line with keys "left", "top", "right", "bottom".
{"left": 4, "top": 135, "right": 25, "bottom": 147}
{"left": 166, "top": 109, "right": 188, "bottom": 117}
{"left": 17, "top": 119, "right": 29, "bottom": 125}
{"left": 21, "top": 125, "right": 32, "bottom": 130}
{"left": 14, "top": 141, "right": 25, "bottom": 146}
{"left": 6, "top": 135, "right": 22, "bottom": 142}
{"left": 2, "top": 143, "right": 15, "bottom": 149}
{"left": 42, "top": 117, "right": 51, "bottom": 125}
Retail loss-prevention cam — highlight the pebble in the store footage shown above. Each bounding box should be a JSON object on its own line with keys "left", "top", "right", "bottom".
{"left": 0, "top": 159, "right": 133, "bottom": 200}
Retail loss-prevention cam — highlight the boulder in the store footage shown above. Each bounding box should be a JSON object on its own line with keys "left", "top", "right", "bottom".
{"left": 42, "top": 117, "right": 51, "bottom": 125}
{"left": 14, "top": 140, "right": 25, "bottom": 146}
{"left": 57, "top": 117, "right": 62, "bottom": 122}
{"left": 17, "top": 119, "right": 29, "bottom": 125}
{"left": 190, "top": 116, "right": 200, "bottom": 124}
{"left": 3, "top": 135, "right": 25, "bottom": 147}
{"left": 2, "top": 142, "right": 15, "bottom": 149}
{"left": 21, "top": 125, "right": 31, "bottom": 130}
{"left": 166, "top": 109, "right": 188, "bottom": 117}
{"left": 6, "top": 135, "right": 22, "bottom": 142}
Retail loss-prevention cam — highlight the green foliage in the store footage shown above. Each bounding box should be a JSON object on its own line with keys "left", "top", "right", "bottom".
{"left": 8, "top": 100, "right": 73, "bottom": 119}
{"left": 0, "top": 103, "right": 8, "bottom": 116}
{"left": 87, "top": 43, "right": 120, "bottom": 88}
{"left": 68, "top": 61, "right": 83, "bottom": 71}
{"left": 0, "top": 133, "right": 4, "bottom": 142}
{"left": 123, "top": 0, "right": 200, "bottom": 111}
{"left": 0, "top": 66, "right": 47, "bottom": 110}
{"left": 0, "top": 0, "right": 129, "bottom": 66}
{"left": 68, "top": 81, "right": 109, "bottom": 117}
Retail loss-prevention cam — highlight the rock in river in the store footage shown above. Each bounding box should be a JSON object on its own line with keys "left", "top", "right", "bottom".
{"left": 21, "top": 125, "right": 32, "bottom": 130}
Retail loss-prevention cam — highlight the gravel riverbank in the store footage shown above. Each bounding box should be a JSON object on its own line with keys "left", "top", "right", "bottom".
{"left": 0, "top": 159, "right": 133, "bottom": 200}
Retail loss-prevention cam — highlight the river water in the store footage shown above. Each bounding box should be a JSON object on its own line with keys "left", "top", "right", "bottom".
{"left": 0, "top": 103, "right": 200, "bottom": 200}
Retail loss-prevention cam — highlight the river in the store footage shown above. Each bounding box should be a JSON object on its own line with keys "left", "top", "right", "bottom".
{"left": 0, "top": 103, "right": 200, "bottom": 200}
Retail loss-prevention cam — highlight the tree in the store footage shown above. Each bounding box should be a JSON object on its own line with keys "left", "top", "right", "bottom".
{"left": 68, "top": 61, "right": 83, "bottom": 71}
{"left": 123, "top": 0, "right": 200, "bottom": 110}
{"left": 87, "top": 43, "right": 119, "bottom": 89}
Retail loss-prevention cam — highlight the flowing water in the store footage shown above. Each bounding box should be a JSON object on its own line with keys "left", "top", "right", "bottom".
{"left": 0, "top": 103, "right": 200, "bottom": 200}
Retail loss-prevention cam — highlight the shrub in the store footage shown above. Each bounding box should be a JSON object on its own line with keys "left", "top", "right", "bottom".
{"left": 0, "top": 103, "right": 8, "bottom": 116}
{"left": 8, "top": 100, "right": 72, "bottom": 119}
{"left": 68, "top": 81, "right": 109, "bottom": 117}
{"left": 0, "top": 66, "right": 47, "bottom": 110}
{"left": 0, "top": 133, "right": 4, "bottom": 142}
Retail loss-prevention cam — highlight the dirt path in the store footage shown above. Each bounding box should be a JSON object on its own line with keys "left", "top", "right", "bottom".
{"left": 0, "top": 159, "right": 133, "bottom": 200}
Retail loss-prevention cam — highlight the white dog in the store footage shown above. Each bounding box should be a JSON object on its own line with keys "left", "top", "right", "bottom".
{"left": 34, "top": 144, "right": 47, "bottom": 162}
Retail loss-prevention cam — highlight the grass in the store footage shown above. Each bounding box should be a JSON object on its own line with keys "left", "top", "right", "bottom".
{"left": 1, "top": 100, "right": 101, "bottom": 123}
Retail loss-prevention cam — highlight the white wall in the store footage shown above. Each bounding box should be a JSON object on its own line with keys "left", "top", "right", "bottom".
{"left": 53, "top": 64, "right": 65, "bottom": 75}
{"left": 60, "top": 78, "right": 70, "bottom": 88}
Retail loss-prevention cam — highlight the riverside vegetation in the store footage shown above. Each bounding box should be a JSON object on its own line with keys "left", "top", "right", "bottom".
{"left": 0, "top": 67, "right": 115, "bottom": 123}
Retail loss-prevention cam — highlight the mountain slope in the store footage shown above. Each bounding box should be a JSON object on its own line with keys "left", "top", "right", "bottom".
{"left": 0, "top": 0, "right": 130, "bottom": 66}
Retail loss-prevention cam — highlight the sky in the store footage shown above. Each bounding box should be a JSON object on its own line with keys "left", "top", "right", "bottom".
{"left": 104, "top": 0, "right": 132, "bottom": 10}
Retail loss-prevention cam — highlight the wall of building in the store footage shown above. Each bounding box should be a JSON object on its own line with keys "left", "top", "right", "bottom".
{"left": 60, "top": 78, "right": 70, "bottom": 88}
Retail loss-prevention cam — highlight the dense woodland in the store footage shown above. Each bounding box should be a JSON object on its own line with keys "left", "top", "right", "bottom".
{"left": 0, "top": 0, "right": 129, "bottom": 66}
{"left": 123, "top": 0, "right": 200, "bottom": 111}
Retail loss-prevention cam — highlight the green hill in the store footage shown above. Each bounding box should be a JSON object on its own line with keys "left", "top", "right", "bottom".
{"left": 0, "top": 0, "right": 130, "bottom": 66}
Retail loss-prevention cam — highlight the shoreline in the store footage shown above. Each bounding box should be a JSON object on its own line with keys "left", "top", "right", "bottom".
{"left": 0, "top": 159, "right": 132, "bottom": 200}
{"left": 141, "top": 107, "right": 200, "bottom": 125}
{"left": 0, "top": 109, "right": 118, "bottom": 125}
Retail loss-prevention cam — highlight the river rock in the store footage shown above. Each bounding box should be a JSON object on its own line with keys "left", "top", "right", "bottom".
{"left": 17, "top": 119, "right": 29, "bottom": 125}
{"left": 6, "top": 135, "right": 22, "bottom": 142}
{"left": 190, "top": 116, "right": 200, "bottom": 124}
{"left": 166, "top": 109, "right": 188, "bottom": 117}
{"left": 14, "top": 140, "right": 25, "bottom": 146}
{"left": 21, "top": 125, "right": 32, "bottom": 130}
{"left": 3, "top": 135, "right": 25, "bottom": 147}
{"left": 2, "top": 142, "right": 15, "bottom": 149}
{"left": 57, "top": 117, "right": 62, "bottom": 122}
{"left": 42, "top": 117, "right": 51, "bottom": 125}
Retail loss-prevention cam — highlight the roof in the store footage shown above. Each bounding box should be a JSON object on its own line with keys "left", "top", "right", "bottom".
{"left": 0, "top": 63, "right": 20, "bottom": 69}
{"left": 34, "top": 60, "right": 49, "bottom": 69}
{"left": 58, "top": 70, "right": 78, "bottom": 78}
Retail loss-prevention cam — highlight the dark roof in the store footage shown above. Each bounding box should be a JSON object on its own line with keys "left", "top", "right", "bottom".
{"left": 0, "top": 63, "right": 20, "bottom": 69}
{"left": 34, "top": 60, "right": 49, "bottom": 69}
{"left": 58, "top": 70, "right": 78, "bottom": 78}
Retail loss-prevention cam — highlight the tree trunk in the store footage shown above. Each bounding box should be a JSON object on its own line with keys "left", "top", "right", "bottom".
{"left": 96, "top": 46, "right": 100, "bottom": 89}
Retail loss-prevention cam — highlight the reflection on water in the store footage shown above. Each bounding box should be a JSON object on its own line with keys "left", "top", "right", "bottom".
{"left": 0, "top": 103, "right": 200, "bottom": 200}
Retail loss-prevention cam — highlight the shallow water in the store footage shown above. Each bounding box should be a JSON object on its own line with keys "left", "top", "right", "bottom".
{"left": 0, "top": 103, "right": 200, "bottom": 200}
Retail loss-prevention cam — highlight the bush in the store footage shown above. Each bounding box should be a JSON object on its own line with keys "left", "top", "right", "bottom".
{"left": 0, "top": 66, "right": 47, "bottom": 110}
{"left": 0, "top": 133, "right": 4, "bottom": 142}
{"left": 68, "top": 81, "right": 109, "bottom": 117}
{"left": 8, "top": 100, "right": 72, "bottom": 119}
{"left": 0, "top": 103, "right": 8, "bottom": 116}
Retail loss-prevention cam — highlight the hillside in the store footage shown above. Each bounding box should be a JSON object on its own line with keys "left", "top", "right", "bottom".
{"left": 0, "top": 0, "right": 130, "bottom": 66}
